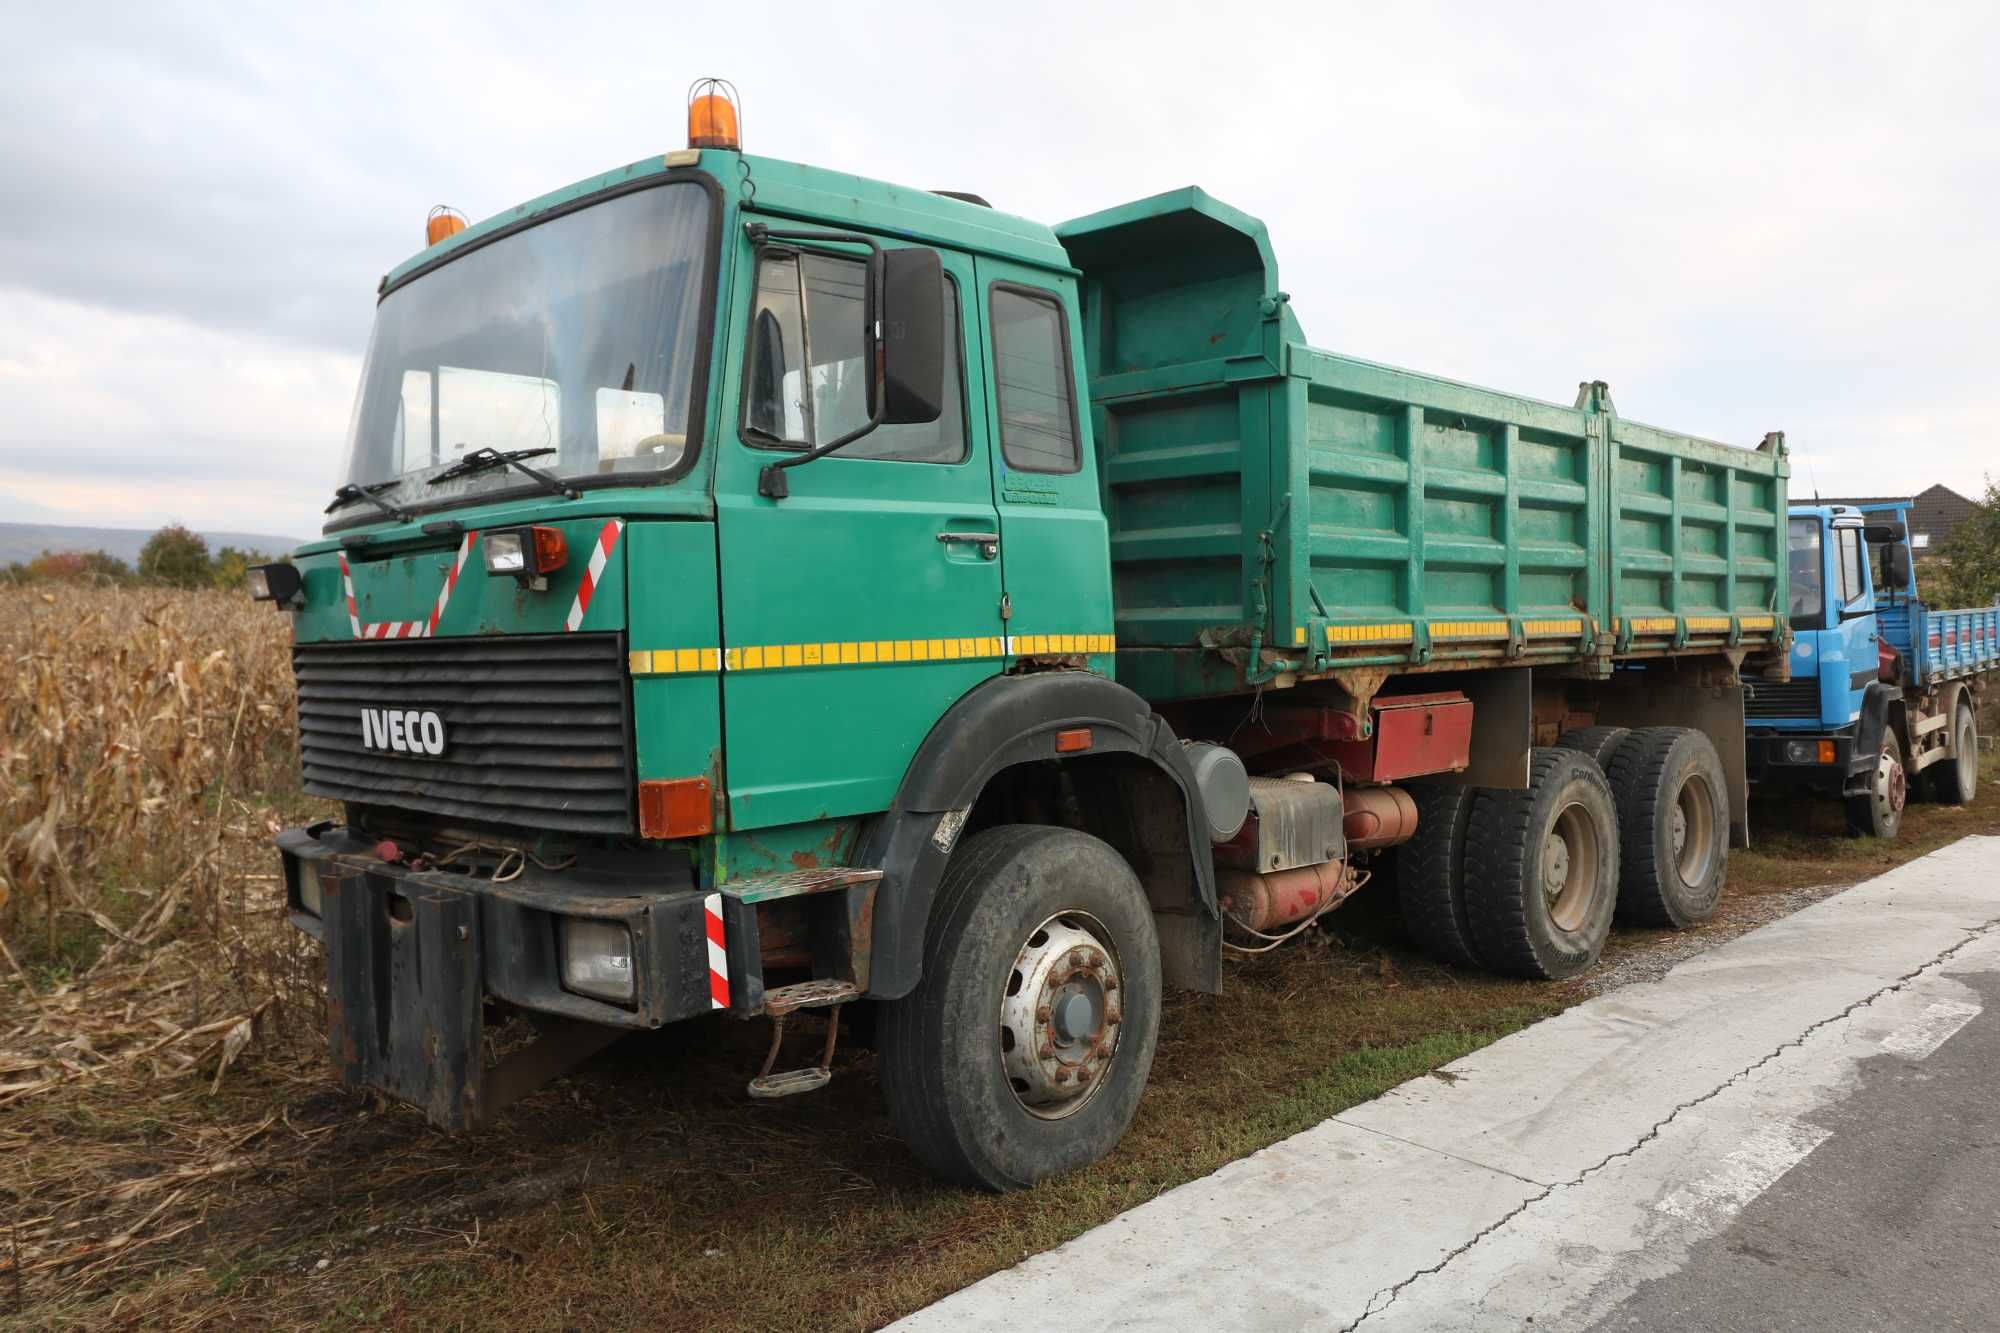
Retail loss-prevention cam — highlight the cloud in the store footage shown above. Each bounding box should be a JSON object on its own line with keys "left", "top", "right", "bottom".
{"left": 0, "top": 0, "right": 1995, "bottom": 537}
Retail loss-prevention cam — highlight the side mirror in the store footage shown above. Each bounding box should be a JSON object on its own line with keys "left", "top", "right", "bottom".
{"left": 868, "top": 248, "right": 944, "bottom": 425}
{"left": 1886, "top": 541, "right": 1912, "bottom": 591}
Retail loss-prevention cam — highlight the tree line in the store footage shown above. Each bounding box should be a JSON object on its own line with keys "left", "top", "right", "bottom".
{"left": 3, "top": 525, "right": 284, "bottom": 591}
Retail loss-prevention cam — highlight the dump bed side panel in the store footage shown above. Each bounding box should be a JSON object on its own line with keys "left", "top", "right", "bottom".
{"left": 1282, "top": 349, "right": 1602, "bottom": 666}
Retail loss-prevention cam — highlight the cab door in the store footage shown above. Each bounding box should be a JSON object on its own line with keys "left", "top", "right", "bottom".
{"left": 970, "top": 258, "right": 1116, "bottom": 667}
{"left": 1830, "top": 519, "right": 1877, "bottom": 724}
{"left": 715, "top": 239, "right": 1003, "bottom": 830}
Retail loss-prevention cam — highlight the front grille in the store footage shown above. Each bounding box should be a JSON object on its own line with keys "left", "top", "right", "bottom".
{"left": 1744, "top": 679, "right": 1820, "bottom": 720}
{"left": 295, "top": 634, "right": 633, "bottom": 835}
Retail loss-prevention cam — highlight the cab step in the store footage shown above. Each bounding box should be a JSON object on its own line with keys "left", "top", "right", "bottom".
{"left": 747, "top": 979, "right": 860, "bottom": 1099}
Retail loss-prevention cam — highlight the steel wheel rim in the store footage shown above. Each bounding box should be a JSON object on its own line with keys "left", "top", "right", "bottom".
{"left": 1874, "top": 744, "right": 1906, "bottom": 825}
{"left": 1674, "top": 773, "right": 1719, "bottom": 886}
{"left": 1542, "top": 800, "right": 1602, "bottom": 934}
{"left": 998, "top": 911, "right": 1122, "bottom": 1121}
{"left": 1958, "top": 714, "right": 1978, "bottom": 790}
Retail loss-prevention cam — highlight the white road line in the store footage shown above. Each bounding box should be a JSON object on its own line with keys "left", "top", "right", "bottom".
{"left": 1879, "top": 998, "right": 1982, "bottom": 1059}
{"left": 1653, "top": 1120, "right": 1833, "bottom": 1230}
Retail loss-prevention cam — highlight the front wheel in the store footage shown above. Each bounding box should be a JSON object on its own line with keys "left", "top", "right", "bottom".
{"left": 1846, "top": 729, "right": 1907, "bottom": 838}
{"left": 878, "top": 825, "right": 1161, "bottom": 1191}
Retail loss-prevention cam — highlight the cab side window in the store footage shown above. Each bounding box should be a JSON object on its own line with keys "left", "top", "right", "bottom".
{"left": 990, "top": 286, "right": 1080, "bottom": 473}
{"left": 742, "top": 250, "right": 966, "bottom": 464}
{"left": 1837, "top": 527, "right": 1867, "bottom": 605}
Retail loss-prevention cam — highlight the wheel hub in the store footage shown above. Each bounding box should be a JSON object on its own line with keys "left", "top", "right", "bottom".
{"left": 999, "top": 914, "right": 1122, "bottom": 1119}
{"left": 1541, "top": 832, "right": 1571, "bottom": 901}
{"left": 1670, "top": 805, "right": 1687, "bottom": 858}
{"left": 1877, "top": 752, "right": 1906, "bottom": 817}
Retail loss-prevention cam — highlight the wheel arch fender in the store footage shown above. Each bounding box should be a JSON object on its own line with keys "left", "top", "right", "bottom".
{"left": 1850, "top": 681, "right": 1905, "bottom": 785}
{"left": 858, "top": 672, "right": 1219, "bottom": 1000}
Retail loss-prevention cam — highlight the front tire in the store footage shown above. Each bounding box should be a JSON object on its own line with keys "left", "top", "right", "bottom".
{"left": 1465, "top": 748, "right": 1620, "bottom": 980}
{"left": 878, "top": 825, "right": 1161, "bottom": 1191}
{"left": 1846, "top": 729, "right": 1907, "bottom": 838}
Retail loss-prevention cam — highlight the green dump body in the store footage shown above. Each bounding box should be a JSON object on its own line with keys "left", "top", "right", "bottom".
{"left": 1058, "top": 190, "right": 1791, "bottom": 703}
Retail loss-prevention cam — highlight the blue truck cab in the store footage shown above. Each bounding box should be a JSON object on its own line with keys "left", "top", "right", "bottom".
{"left": 1747, "top": 499, "right": 1992, "bottom": 834}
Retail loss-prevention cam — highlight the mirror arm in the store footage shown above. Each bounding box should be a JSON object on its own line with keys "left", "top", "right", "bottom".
{"left": 745, "top": 223, "right": 888, "bottom": 499}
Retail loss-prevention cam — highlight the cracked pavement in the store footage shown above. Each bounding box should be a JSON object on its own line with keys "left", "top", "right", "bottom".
{"left": 892, "top": 834, "right": 2000, "bottom": 1332}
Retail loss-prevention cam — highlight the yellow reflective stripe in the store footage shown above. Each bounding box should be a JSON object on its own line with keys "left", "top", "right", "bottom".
{"left": 1684, "top": 616, "right": 1732, "bottom": 631}
{"left": 1429, "top": 619, "right": 1508, "bottom": 639}
{"left": 1324, "top": 623, "right": 1416, "bottom": 644}
{"left": 1522, "top": 618, "right": 1587, "bottom": 636}
{"left": 1627, "top": 616, "right": 1677, "bottom": 633}
{"left": 633, "top": 634, "right": 1115, "bottom": 672}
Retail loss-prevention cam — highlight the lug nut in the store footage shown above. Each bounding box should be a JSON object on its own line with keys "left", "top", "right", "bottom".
{"left": 1076, "top": 1068, "right": 1093, "bottom": 1084}
{"left": 1103, "top": 975, "right": 1118, "bottom": 991}
{"left": 1056, "top": 1068, "right": 1073, "bottom": 1084}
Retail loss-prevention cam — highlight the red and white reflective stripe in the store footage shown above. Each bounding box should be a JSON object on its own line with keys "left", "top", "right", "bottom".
{"left": 339, "top": 532, "right": 478, "bottom": 640}
{"left": 338, "top": 554, "right": 362, "bottom": 638}
{"left": 703, "top": 892, "right": 729, "bottom": 1009}
{"left": 566, "top": 518, "right": 625, "bottom": 633}
{"left": 425, "top": 532, "right": 479, "bottom": 636}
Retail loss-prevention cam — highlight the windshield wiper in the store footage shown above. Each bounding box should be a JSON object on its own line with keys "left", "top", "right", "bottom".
{"left": 326, "top": 480, "right": 413, "bottom": 522}
{"left": 425, "top": 446, "right": 579, "bottom": 500}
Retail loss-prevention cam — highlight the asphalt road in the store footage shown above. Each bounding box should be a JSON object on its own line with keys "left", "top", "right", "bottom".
{"left": 1588, "top": 970, "right": 2000, "bottom": 1333}
{"left": 897, "top": 834, "right": 2000, "bottom": 1332}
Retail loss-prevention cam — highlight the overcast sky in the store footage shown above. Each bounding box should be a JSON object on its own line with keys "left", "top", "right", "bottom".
{"left": 2, "top": 2, "right": 1994, "bottom": 542}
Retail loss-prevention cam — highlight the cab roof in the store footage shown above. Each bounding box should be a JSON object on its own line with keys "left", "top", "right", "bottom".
{"left": 381, "top": 149, "right": 1074, "bottom": 294}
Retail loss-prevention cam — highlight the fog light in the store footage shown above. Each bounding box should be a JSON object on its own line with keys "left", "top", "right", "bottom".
{"left": 297, "top": 860, "right": 323, "bottom": 916}
{"left": 484, "top": 530, "right": 527, "bottom": 576}
{"left": 1784, "top": 740, "right": 1816, "bottom": 764}
{"left": 560, "top": 918, "right": 635, "bottom": 1003}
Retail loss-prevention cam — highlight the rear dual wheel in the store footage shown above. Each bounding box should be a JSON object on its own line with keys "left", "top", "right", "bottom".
{"left": 1465, "top": 748, "right": 1620, "bottom": 979}
{"left": 1926, "top": 700, "right": 1979, "bottom": 806}
{"left": 1605, "top": 727, "right": 1730, "bottom": 928}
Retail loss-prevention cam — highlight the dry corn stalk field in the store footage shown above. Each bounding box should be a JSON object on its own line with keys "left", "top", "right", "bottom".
{"left": 1, "top": 584, "right": 333, "bottom": 1312}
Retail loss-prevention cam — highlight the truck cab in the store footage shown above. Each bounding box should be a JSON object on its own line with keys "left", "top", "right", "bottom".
{"left": 1748, "top": 499, "right": 1986, "bottom": 835}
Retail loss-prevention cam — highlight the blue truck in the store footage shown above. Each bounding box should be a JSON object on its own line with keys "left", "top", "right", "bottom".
{"left": 1748, "top": 499, "right": 1994, "bottom": 835}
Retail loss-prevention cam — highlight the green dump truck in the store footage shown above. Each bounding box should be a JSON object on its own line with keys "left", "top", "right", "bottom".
{"left": 261, "top": 86, "right": 1791, "bottom": 1189}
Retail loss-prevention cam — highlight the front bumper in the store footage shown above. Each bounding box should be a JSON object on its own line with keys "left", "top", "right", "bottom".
{"left": 1745, "top": 728, "right": 1865, "bottom": 797}
{"left": 279, "top": 823, "right": 756, "bottom": 1128}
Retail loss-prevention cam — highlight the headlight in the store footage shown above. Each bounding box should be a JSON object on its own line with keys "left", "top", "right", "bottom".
{"left": 246, "top": 562, "right": 301, "bottom": 604}
{"left": 297, "top": 859, "right": 323, "bottom": 916}
{"left": 1784, "top": 740, "right": 1815, "bottom": 764}
{"left": 484, "top": 530, "right": 527, "bottom": 575}
{"left": 560, "top": 918, "right": 635, "bottom": 1003}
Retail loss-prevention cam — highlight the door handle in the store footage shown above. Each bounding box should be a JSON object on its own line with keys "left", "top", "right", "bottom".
{"left": 938, "top": 531, "right": 1000, "bottom": 560}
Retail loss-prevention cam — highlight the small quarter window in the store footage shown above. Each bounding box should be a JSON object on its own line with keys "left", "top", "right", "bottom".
{"left": 1837, "top": 527, "right": 1866, "bottom": 605}
{"left": 990, "top": 287, "right": 1080, "bottom": 473}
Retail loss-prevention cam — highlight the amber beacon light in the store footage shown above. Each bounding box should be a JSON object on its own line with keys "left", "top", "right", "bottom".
{"left": 425, "top": 205, "right": 467, "bottom": 246}
{"left": 687, "top": 77, "right": 741, "bottom": 150}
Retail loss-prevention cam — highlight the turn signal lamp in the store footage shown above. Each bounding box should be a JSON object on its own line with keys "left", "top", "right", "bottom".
{"left": 426, "top": 205, "right": 468, "bottom": 247}
{"left": 639, "top": 777, "right": 714, "bottom": 838}
{"left": 483, "top": 526, "right": 568, "bottom": 581}
{"left": 687, "top": 77, "right": 741, "bottom": 150}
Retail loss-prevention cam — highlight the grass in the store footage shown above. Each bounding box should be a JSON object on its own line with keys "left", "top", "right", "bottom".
{"left": 3, "top": 591, "right": 1996, "bottom": 1329}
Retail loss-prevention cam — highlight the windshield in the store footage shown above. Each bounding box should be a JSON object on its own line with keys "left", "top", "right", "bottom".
{"left": 1788, "top": 516, "right": 1823, "bottom": 629}
{"left": 335, "top": 182, "right": 712, "bottom": 522}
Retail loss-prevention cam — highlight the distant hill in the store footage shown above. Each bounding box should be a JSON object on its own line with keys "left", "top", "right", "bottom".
{"left": 0, "top": 523, "right": 309, "bottom": 567}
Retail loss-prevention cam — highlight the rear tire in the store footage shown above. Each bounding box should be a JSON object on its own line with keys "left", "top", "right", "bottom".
{"left": 1846, "top": 729, "right": 1907, "bottom": 838}
{"left": 1604, "top": 727, "right": 1729, "bottom": 928}
{"left": 877, "top": 825, "right": 1161, "bottom": 1191}
{"left": 1556, "top": 725, "right": 1634, "bottom": 773}
{"left": 1396, "top": 786, "right": 1481, "bottom": 967}
{"left": 1926, "top": 701, "right": 1979, "bottom": 805}
{"left": 1465, "top": 748, "right": 1620, "bottom": 980}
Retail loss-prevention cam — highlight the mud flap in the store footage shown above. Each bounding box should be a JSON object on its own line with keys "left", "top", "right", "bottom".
{"left": 324, "top": 871, "right": 485, "bottom": 1130}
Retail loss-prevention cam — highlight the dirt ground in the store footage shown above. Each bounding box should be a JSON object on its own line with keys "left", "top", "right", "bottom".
{"left": 5, "top": 778, "right": 1998, "bottom": 1332}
